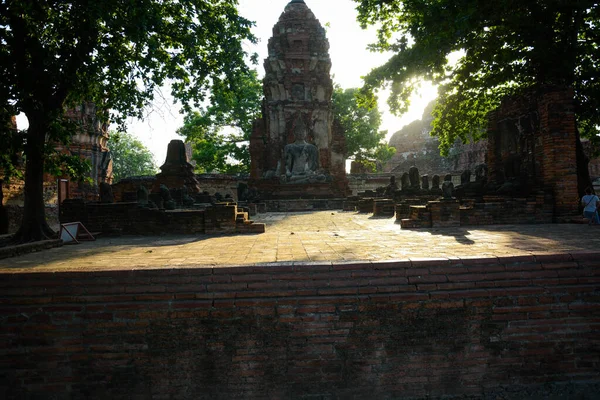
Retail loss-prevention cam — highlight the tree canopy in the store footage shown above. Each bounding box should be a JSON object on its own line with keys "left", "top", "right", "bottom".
{"left": 109, "top": 132, "right": 157, "bottom": 183}
{"left": 0, "top": 0, "right": 256, "bottom": 242}
{"left": 353, "top": 0, "right": 600, "bottom": 155}
{"left": 179, "top": 75, "right": 396, "bottom": 173}
{"left": 177, "top": 69, "right": 262, "bottom": 173}
{"left": 332, "top": 87, "right": 395, "bottom": 171}
{"left": 0, "top": 114, "right": 22, "bottom": 182}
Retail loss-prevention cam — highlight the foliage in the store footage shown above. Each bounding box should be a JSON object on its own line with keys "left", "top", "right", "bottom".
{"left": 332, "top": 87, "right": 395, "bottom": 166}
{"left": 178, "top": 81, "right": 397, "bottom": 174}
{"left": 0, "top": 114, "right": 91, "bottom": 183}
{"left": 177, "top": 69, "right": 262, "bottom": 173}
{"left": 0, "top": 0, "right": 256, "bottom": 241}
{"left": 0, "top": 113, "right": 23, "bottom": 181}
{"left": 109, "top": 132, "right": 157, "bottom": 183}
{"left": 45, "top": 152, "right": 92, "bottom": 184}
{"left": 354, "top": 0, "right": 600, "bottom": 155}
{"left": 355, "top": 159, "right": 378, "bottom": 173}
{"left": 1, "top": 0, "right": 257, "bottom": 125}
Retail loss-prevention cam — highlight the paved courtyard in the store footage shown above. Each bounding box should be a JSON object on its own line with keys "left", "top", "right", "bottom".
{"left": 1, "top": 211, "right": 599, "bottom": 273}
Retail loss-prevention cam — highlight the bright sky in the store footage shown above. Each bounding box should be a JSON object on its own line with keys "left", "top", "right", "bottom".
{"left": 17, "top": 0, "right": 438, "bottom": 166}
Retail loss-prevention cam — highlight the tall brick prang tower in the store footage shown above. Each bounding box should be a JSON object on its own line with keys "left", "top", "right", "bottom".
{"left": 249, "top": 0, "right": 348, "bottom": 199}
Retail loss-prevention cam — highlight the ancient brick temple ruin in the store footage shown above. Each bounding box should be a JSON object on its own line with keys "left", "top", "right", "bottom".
{"left": 249, "top": 0, "right": 349, "bottom": 200}
{"left": 486, "top": 86, "right": 580, "bottom": 217}
{"left": 60, "top": 102, "right": 113, "bottom": 195}
{"left": 1, "top": 104, "right": 113, "bottom": 202}
{"left": 59, "top": 139, "right": 265, "bottom": 236}
{"left": 1, "top": 104, "right": 113, "bottom": 232}
{"left": 355, "top": 86, "right": 583, "bottom": 228}
{"left": 152, "top": 140, "right": 201, "bottom": 194}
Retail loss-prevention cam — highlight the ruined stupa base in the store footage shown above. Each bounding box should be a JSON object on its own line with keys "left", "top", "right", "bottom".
{"left": 251, "top": 179, "right": 349, "bottom": 201}
{"left": 257, "top": 198, "right": 346, "bottom": 212}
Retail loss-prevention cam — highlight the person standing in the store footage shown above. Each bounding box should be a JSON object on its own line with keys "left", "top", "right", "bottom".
{"left": 581, "top": 187, "right": 600, "bottom": 225}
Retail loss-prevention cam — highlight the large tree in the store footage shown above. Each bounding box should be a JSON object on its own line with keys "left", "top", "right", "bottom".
{"left": 353, "top": 0, "right": 600, "bottom": 156}
{"left": 109, "top": 132, "right": 157, "bottom": 183}
{"left": 332, "top": 86, "right": 395, "bottom": 171}
{"left": 177, "top": 69, "right": 261, "bottom": 173}
{"left": 0, "top": 0, "right": 256, "bottom": 242}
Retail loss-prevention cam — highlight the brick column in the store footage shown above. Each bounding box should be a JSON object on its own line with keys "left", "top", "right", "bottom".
{"left": 537, "top": 88, "right": 579, "bottom": 217}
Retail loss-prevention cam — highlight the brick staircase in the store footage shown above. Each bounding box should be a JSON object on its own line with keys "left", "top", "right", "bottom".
{"left": 205, "top": 203, "right": 266, "bottom": 234}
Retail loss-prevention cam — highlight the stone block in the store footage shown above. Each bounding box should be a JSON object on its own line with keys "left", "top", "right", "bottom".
{"left": 373, "top": 199, "right": 395, "bottom": 217}
{"left": 428, "top": 200, "right": 461, "bottom": 228}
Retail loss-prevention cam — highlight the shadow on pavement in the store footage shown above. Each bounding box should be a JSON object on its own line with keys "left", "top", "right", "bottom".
{"left": 429, "top": 228, "right": 476, "bottom": 245}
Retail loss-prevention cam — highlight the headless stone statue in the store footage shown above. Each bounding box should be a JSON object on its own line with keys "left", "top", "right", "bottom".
{"left": 475, "top": 164, "right": 488, "bottom": 184}
{"left": 160, "top": 184, "right": 176, "bottom": 210}
{"left": 421, "top": 175, "right": 429, "bottom": 191}
{"left": 409, "top": 166, "right": 420, "bottom": 189}
{"left": 383, "top": 175, "right": 399, "bottom": 197}
{"left": 137, "top": 185, "right": 149, "bottom": 207}
{"left": 431, "top": 175, "right": 440, "bottom": 190}
{"left": 400, "top": 173, "right": 410, "bottom": 191}
{"left": 181, "top": 185, "right": 195, "bottom": 207}
{"left": 442, "top": 174, "right": 454, "bottom": 200}
{"left": 284, "top": 115, "right": 323, "bottom": 183}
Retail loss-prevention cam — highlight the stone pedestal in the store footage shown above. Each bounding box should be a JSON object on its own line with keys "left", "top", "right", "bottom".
{"left": 428, "top": 200, "right": 461, "bottom": 228}
{"left": 395, "top": 199, "right": 425, "bottom": 221}
{"left": 373, "top": 199, "right": 395, "bottom": 217}
{"left": 400, "top": 206, "right": 432, "bottom": 229}
{"left": 358, "top": 198, "right": 374, "bottom": 213}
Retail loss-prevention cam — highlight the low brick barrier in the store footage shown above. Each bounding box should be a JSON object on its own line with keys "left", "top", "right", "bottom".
{"left": 59, "top": 200, "right": 265, "bottom": 236}
{"left": 60, "top": 200, "right": 206, "bottom": 235}
{"left": 1, "top": 253, "right": 599, "bottom": 399}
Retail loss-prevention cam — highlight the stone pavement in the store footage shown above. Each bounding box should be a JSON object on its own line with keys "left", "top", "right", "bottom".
{"left": 1, "top": 211, "right": 599, "bottom": 273}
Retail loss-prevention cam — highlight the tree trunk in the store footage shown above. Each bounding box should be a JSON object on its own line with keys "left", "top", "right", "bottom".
{"left": 11, "top": 119, "right": 55, "bottom": 243}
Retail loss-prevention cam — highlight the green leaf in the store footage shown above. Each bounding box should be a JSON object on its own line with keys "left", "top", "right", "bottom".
{"left": 353, "top": 0, "right": 600, "bottom": 154}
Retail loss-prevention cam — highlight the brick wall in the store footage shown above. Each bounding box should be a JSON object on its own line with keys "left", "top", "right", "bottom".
{"left": 60, "top": 200, "right": 206, "bottom": 235}
{"left": 487, "top": 87, "right": 579, "bottom": 217}
{"left": 1, "top": 254, "right": 599, "bottom": 399}
{"left": 348, "top": 174, "right": 393, "bottom": 196}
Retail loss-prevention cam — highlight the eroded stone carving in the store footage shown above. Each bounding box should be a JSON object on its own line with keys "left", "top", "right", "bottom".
{"left": 431, "top": 175, "right": 441, "bottom": 190}
{"left": 409, "top": 166, "right": 420, "bottom": 189}
{"left": 421, "top": 175, "right": 429, "bottom": 191}
{"left": 442, "top": 174, "right": 454, "bottom": 199}
{"left": 160, "top": 184, "right": 176, "bottom": 210}
{"left": 137, "top": 185, "right": 149, "bottom": 207}
{"left": 383, "top": 175, "right": 399, "bottom": 197}
{"left": 284, "top": 115, "right": 322, "bottom": 183}
{"left": 401, "top": 173, "right": 410, "bottom": 191}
